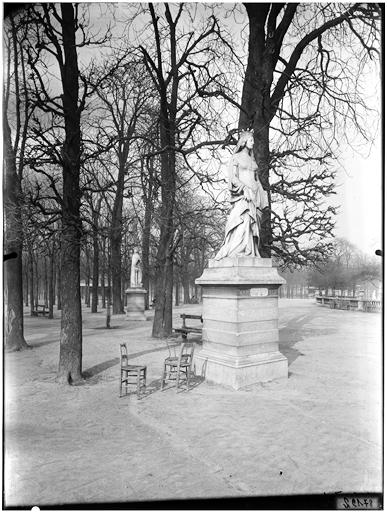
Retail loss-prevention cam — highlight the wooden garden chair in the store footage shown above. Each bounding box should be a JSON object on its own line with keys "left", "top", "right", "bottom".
{"left": 119, "top": 343, "right": 147, "bottom": 398}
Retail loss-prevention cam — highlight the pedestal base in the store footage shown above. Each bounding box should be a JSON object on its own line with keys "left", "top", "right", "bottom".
{"left": 125, "top": 288, "right": 146, "bottom": 321}
{"left": 195, "top": 348, "right": 288, "bottom": 390}
{"left": 195, "top": 257, "right": 288, "bottom": 390}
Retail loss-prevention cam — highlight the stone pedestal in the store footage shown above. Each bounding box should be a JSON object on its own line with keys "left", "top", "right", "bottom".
{"left": 194, "top": 257, "right": 288, "bottom": 389}
{"left": 125, "top": 288, "right": 147, "bottom": 321}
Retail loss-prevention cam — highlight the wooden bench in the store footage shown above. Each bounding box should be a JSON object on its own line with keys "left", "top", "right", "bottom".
{"left": 316, "top": 296, "right": 360, "bottom": 311}
{"left": 174, "top": 314, "right": 203, "bottom": 340}
{"left": 32, "top": 304, "right": 49, "bottom": 317}
{"left": 363, "top": 300, "right": 381, "bottom": 313}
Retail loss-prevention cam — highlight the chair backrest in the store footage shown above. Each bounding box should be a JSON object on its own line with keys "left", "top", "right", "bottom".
{"left": 120, "top": 343, "right": 128, "bottom": 365}
{"left": 178, "top": 342, "right": 195, "bottom": 368}
{"left": 166, "top": 339, "right": 180, "bottom": 358}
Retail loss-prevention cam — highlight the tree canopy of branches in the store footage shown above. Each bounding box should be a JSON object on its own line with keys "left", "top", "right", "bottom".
{"left": 238, "top": 3, "right": 380, "bottom": 266}
{"left": 3, "top": 10, "right": 35, "bottom": 351}
{"left": 20, "top": 3, "right": 112, "bottom": 382}
{"left": 137, "top": 3, "right": 238, "bottom": 337}
{"left": 307, "top": 238, "right": 381, "bottom": 294}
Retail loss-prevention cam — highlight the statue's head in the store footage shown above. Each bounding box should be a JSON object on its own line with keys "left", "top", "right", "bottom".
{"left": 235, "top": 130, "right": 254, "bottom": 153}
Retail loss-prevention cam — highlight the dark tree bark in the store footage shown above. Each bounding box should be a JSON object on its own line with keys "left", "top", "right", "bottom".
{"left": 48, "top": 250, "right": 54, "bottom": 319}
{"left": 182, "top": 272, "right": 190, "bottom": 304}
{"left": 141, "top": 199, "right": 153, "bottom": 310}
{"left": 34, "top": 257, "right": 39, "bottom": 305}
{"left": 175, "top": 277, "right": 179, "bottom": 307}
{"left": 145, "top": 5, "right": 177, "bottom": 338}
{"left": 140, "top": 153, "right": 158, "bottom": 310}
{"left": 110, "top": 168, "right": 125, "bottom": 314}
{"left": 151, "top": 124, "right": 175, "bottom": 337}
{"left": 24, "top": 259, "right": 29, "bottom": 306}
{"left": 57, "top": 3, "right": 83, "bottom": 383}
{"left": 43, "top": 256, "right": 48, "bottom": 306}
{"left": 56, "top": 253, "right": 62, "bottom": 310}
{"left": 101, "top": 234, "right": 106, "bottom": 309}
{"left": 91, "top": 199, "right": 101, "bottom": 313}
{"left": 3, "top": 114, "right": 29, "bottom": 351}
{"left": 28, "top": 248, "right": 34, "bottom": 315}
{"left": 84, "top": 246, "right": 91, "bottom": 307}
{"left": 239, "top": 4, "right": 277, "bottom": 257}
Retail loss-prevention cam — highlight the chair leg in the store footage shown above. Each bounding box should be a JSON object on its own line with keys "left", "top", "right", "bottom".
{"left": 136, "top": 371, "right": 141, "bottom": 398}
{"left": 119, "top": 370, "right": 122, "bottom": 397}
{"left": 176, "top": 367, "right": 180, "bottom": 392}
{"left": 186, "top": 367, "right": 190, "bottom": 390}
{"left": 161, "top": 364, "right": 166, "bottom": 390}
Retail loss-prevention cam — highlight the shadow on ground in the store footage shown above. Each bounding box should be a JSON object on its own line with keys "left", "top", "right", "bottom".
{"left": 82, "top": 345, "right": 168, "bottom": 380}
{"left": 118, "top": 374, "right": 205, "bottom": 400}
{"left": 279, "top": 313, "right": 337, "bottom": 365}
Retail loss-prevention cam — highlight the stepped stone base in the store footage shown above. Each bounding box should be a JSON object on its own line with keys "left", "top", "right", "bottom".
{"left": 125, "top": 288, "right": 146, "bottom": 321}
{"left": 194, "top": 257, "right": 288, "bottom": 390}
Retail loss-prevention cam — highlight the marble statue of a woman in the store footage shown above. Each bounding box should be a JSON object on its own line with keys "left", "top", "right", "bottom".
{"left": 130, "top": 248, "right": 142, "bottom": 287}
{"left": 215, "top": 131, "right": 269, "bottom": 260}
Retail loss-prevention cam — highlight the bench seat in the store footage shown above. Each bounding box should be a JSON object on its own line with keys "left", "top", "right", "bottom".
{"left": 32, "top": 305, "right": 49, "bottom": 317}
{"left": 174, "top": 313, "right": 203, "bottom": 340}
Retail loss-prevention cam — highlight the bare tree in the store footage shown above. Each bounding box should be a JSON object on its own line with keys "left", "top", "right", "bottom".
{"left": 21, "top": 2, "right": 114, "bottom": 383}
{"left": 24, "top": 4, "right": 92, "bottom": 382}
{"left": 3, "top": 12, "right": 35, "bottom": 351}
{"left": 139, "top": 3, "right": 238, "bottom": 337}
{"left": 90, "top": 58, "right": 151, "bottom": 313}
{"left": 239, "top": 3, "right": 380, "bottom": 262}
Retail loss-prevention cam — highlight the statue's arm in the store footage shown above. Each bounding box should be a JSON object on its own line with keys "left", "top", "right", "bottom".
{"left": 229, "top": 158, "right": 255, "bottom": 201}
{"left": 229, "top": 160, "right": 245, "bottom": 194}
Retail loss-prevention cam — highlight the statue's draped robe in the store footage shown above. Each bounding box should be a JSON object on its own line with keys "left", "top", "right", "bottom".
{"left": 130, "top": 253, "right": 142, "bottom": 287}
{"left": 215, "top": 152, "right": 268, "bottom": 260}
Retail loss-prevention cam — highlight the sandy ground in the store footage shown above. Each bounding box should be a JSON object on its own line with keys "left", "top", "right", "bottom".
{"left": 3, "top": 299, "right": 383, "bottom": 507}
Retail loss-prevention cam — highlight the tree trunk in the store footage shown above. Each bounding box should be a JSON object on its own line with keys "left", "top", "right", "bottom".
{"left": 183, "top": 278, "right": 190, "bottom": 304}
{"left": 91, "top": 206, "right": 100, "bottom": 313}
{"left": 101, "top": 236, "right": 106, "bottom": 309}
{"left": 101, "top": 271, "right": 106, "bottom": 308}
{"left": 110, "top": 159, "right": 125, "bottom": 314}
{"left": 181, "top": 252, "right": 190, "bottom": 304}
{"left": 239, "top": 4, "right": 274, "bottom": 258}
{"left": 3, "top": 113, "right": 29, "bottom": 351}
{"left": 24, "top": 261, "right": 29, "bottom": 306}
{"left": 175, "top": 278, "right": 179, "bottom": 307}
{"left": 91, "top": 245, "right": 99, "bottom": 312}
{"left": 52, "top": 257, "right": 56, "bottom": 305}
{"left": 85, "top": 277, "right": 90, "bottom": 307}
{"left": 48, "top": 251, "right": 54, "bottom": 319}
{"left": 152, "top": 108, "right": 175, "bottom": 337}
{"left": 141, "top": 200, "right": 152, "bottom": 310}
{"left": 34, "top": 257, "right": 39, "bottom": 305}
{"left": 56, "top": 254, "right": 62, "bottom": 310}
{"left": 57, "top": 3, "right": 82, "bottom": 384}
{"left": 28, "top": 249, "right": 34, "bottom": 315}
{"left": 44, "top": 256, "right": 48, "bottom": 306}
{"left": 152, "top": 156, "right": 175, "bottom": 336}
{"left": 110, "top": 233, "right": 123, "bottom": 313}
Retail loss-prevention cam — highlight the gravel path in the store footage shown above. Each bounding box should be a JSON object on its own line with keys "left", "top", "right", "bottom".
{"left": 4, "top": 299, "right": 382, "bottom": 507}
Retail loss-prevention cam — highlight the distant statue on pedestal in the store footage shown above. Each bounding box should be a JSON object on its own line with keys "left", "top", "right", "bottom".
{"left": 130, "top": 248, "right": 142, "bottom": 288}
{"left": 215, "top": 130, "right": 269, "bottom": 260}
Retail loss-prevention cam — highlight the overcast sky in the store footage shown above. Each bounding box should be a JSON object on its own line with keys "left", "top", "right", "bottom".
{"left": 335, "top": 138, "right": 382, "bottom": 256}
